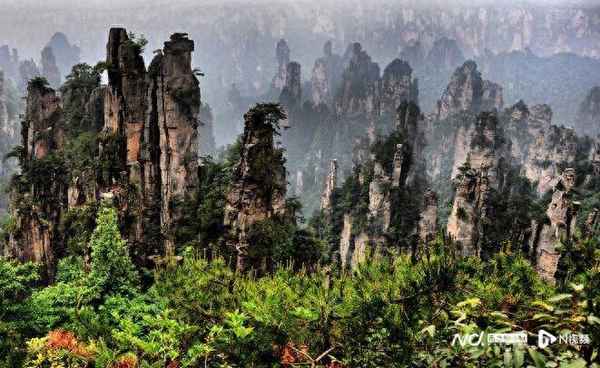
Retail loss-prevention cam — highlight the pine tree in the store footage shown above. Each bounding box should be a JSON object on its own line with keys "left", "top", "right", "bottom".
{"left": 87, "top": 206, "right": 139, "bottom": 297}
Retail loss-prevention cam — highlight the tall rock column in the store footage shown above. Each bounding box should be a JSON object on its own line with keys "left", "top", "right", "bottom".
{"left": 417, "top": 189, "right": 438, "bottom": 255}
{"left": 447, "top": 166, "right": 483, "bottom": 257}
{"left": 41, "top": 46, "right": 61, "bottom": 89}
{"left": 102, "top": 28, "right": 201, "bottom": 258}
{"left": 7, "top": 80, "right": 65, "bottom": 280}
{"left": 436, "top": 61, "right": 483, "bottom": 120}
{"left": 311, "top": 41, "right": 342, "bottom": 108}
{"left": 271, "top": 39, "right": 290, "bottom": 94}
{"left": 380, "top": 59, "right": 418, "bottom": 113}
{"left": 320, "top": 159, "right": 337, "bottom": 214}
{"left": 149, "top": 33, "right": 201, "bottom": 255}
{"left": 103, "top": 27, "right": 147, "bottom": 186}
{"left": 534, "top": 169, "right": 579, "bottom": 283}
{"left": 436, "top": 61, "right": 502, "bottom": 121}
{"left": 224, "top": 104, "right": 287, "bottom": 272}
{"left": 102, "top": 28, "right": 151, "bottom": 258}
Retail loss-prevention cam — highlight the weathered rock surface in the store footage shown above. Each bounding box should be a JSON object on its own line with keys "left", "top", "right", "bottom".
{"left": 427, "top": 37, "right": 464, "bottom": 72}
{"left": 380, "top": 59, "right": 418, "bottom": 113}
{"left": 6, "top": 28, "right": 204, "bottom": 274}
{"left": 320, "top": 159, "right": 337, "bottom": 214}
{"left": 504, "top": 102, "right": 578, "bottom": 194}
{"left": 280, "top": 61, "right": 302, "bottom": 113}
{"left": 436, "top": 61, "right": 503, "bottom": 120}
{"left": 417, "top": 189, "right": 438, "bottom": 253}
{"left": 150, "top": 33, "right": 201, "bottom": 254}
{"left": 311, "top": 41, "right": 342, "bottom": 107}
{"left": 7, "top": 81, "right": 65, "bottom": 279}
{"left": 591, "top": 136, "right": 600, "bottom": 176}
{"left": 447, "top": 166, "right": 487, "bottom": 257}
{"left": 339, "top": 213, "right": 353, "bottom": 269}
{"left": 224, "top": 104, "right": 287, "bottom": 271}
{"left": 335, "top": 43, "right": 380, "bottom": 118}
{"left": 368, "top": 163, "right": 392, "bottom": 233}
{"left": 41, "top": 46, "right": 61, "bottom": 89}
{"left": 532, "top": 169, "right": 579, "bottom": 282}
{"left": 45, "top": 32, "right": 80, "bottom": 80}
{"left": 18, "top": 59, "right": 41, "bottom": 92}
{"left": 446, "top": 113, "right": 503, "bottom": 257}
{"left": 271, "top": 39, "right": 290, "bottom": 94}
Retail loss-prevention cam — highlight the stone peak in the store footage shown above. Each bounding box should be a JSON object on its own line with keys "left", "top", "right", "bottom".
{"left": 383, "top": 59, "right": 412, "bottom": 78}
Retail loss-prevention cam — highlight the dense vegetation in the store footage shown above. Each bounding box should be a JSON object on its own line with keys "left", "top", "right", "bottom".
{"left": 1, "top": 54, "right": 599, "bottom": 368}
{"left": 0, "top": 205, "right": 598, "bottom": 367}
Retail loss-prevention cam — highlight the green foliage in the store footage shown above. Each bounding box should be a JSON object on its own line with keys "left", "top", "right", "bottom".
{"left": 63, "top": 63, "right": 101, "bottom": 89}
{"left": 61, "top": 63, "right": 102, "bottom": 136}
{"left": 126, "top": 32, "right": 148, "bottom": 54}
{"left": 60, "top": 204, "right": 98, "bottom": 256}
{"left": 0, "top": 259, "right": 39, "bottom": 366}
{"left": 413, "top": 250, "right": 600, "bottom": 367}
{"left": 3, "top": 235, "right": 599, "bottom": 367}
{"left": 370, "top": 130, "right": 405, "bottom": 173}
{"left": 4, "top": 145, "right": 27, "bottom": 166}
{"left": 27, "top": 76, "right": 51, "bottom": 92}
{"left": 87, "top": 206, "right": 139, "bottom": 298}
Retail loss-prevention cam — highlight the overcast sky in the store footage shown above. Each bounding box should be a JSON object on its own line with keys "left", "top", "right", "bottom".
{"left": 2, "top": 0, "right": 599, "bottom": 8}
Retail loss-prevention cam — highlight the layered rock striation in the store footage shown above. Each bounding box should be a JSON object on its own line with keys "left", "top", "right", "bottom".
{"left": 6, "top": 28, "right": 203, "bottom": 275}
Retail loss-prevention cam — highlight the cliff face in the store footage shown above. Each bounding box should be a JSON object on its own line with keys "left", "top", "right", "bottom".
{"left": 102, "top": 29, "right": 201, "bottom": 256}
{"left": 532, "top": 169, "right": 579, "bottom": 283}
{"left": 436, "top": 61, "right": 502, "bottom": 121}
{"left": 7, "top": 80, "right": 65, "bottom": 279}
{"left": 576, "top": 86, "right": 600, "bottom": 137}
{"left": 6, "top": 28, "right": 203, "bottom": 274}
{"left": 426, "top": 61, "right": 505, "bottom": 185}
{"left": 417, "top": 189, "right": 438, "bottom": 254}
{"left": 280, "top": 61, "right": 302, "bottom": 113}
{"left": 446, "top": 113, "right": 503, "bottom": 257}
{"left": 311, "top": 41, "right": 343, "bottom": 107}
{"left": 380, "top": 59, "right": 418, "bottom": 113}
{"left": 320, "top": 159, "right": 337, "bottom": 214}
{"left": 41, "top": 46, "right": 61, "bottom": 89}
{"left": 283, "top": 42, "right": 423, "bottom": 215}
{"left": 224, "top": 104, "right": 288, "bottom": 271}
{"left": 335, "top": 100, "right": 428, "bottom": 269}
{"left": 335, "top": 43, "right": 381, "bottom": 119}
{"left": 149, "top": 33, "right": 201, "bottom": 255}
{"left": 504, "top": 102, "right": 579, "bottom": 194}
{"left": 271, "top": 39, "right": 290, "bottom": 95}
{"left": 45, "top": 32, "right": 81, "bottom": 80}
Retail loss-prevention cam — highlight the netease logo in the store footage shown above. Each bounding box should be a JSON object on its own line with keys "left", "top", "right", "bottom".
{"left": 450, "top": 330, "right": 589, "bottom": 348}
{"left": 538, "top": 329, "right": 557, "bottom": 348}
